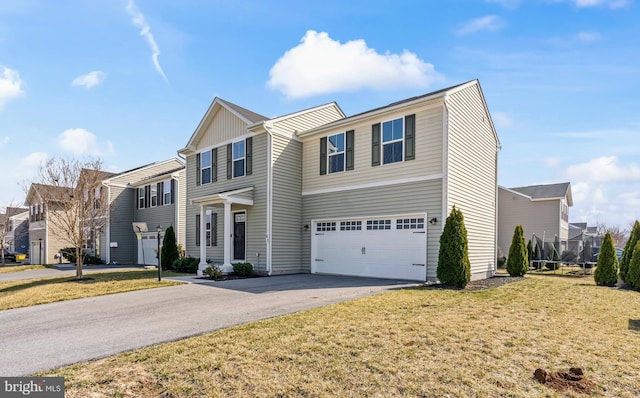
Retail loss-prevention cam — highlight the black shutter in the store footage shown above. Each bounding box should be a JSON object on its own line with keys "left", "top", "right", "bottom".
{"left": 212, "top": 148, "right": 218, "bottom": 182}
{"left": 246, "top": 137, "right": 252, "bottom": 176}
{"left": 405, "top": 114, "right": 415, "bottom": 161}
{"left": 212, "top": 213, "right": 217, "bottom": 246}
{"left": 195, "top": 214, "right": 200, "bottom": 246}
{"left": 170, "top": 179, "right": 176, "bottom": 204}
{"left": 144, "top": 185, "right": 150, "bottom": 208}
{"left": 196, "top": 153, "right": 201, "bottom": 186}
{"left": 319, "top": 137, "right": 327, "bottom": 175}
{"left": 371, "top": 123, "right": 381, "bottom": 166}
{"left": 157, "top": 182, "right": 163, "bottom": 206}
{"left": 227, "top": 143, "right": 232, "bottom": 180}
{"left": 346, "top": 130, "right": 354, "bottom": 171}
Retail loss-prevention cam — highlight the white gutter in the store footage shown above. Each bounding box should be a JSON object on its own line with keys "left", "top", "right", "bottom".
{"left": 263, "top": 123, "right": 275, "bottom": 275}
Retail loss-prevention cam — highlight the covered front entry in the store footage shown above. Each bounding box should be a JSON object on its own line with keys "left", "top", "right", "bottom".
{"left": 311, "top": 213, "right": 428, "bottom": 281}
{"left": 191, "top": 187, "right": 254, "bottom": 274}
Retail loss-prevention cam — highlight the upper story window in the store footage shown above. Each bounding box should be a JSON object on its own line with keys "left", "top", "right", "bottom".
{"left": 201, "top": 150, "right": 211, "bottom": 184}
{"left": 371, "top": 114, "right": 415, "bottom": 167}
{"left": 328, "top": 133, "right": 345, "bottom": 173}
{"left": 382, "top": 118, "right": 404, "bottom": 164}
{"left": 163, "top": 180, "right": 172, "bottom": 205}
{"left": 138, "top": 188, "right": 145, "bottom": 209}
{"left": 150, "top": 185, "right": 157, "bottom": 207}
{"left": 233, "top": 140, "right": 245, "bottom": 178}
{"left": 93, "top": 187, "right": 101, "bottom": 210}
{"left": 319, "top": 130, "right": 354, "bottom": 175}
{"left": 226, "top": 137, "right": 252, "bottom": 180}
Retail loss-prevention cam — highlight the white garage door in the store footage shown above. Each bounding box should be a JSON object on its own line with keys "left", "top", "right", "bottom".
{"left": 138, "top": 235, "right": 160, "bottom": 266}
{"left": 311, "top": 214, "right": 427, "bottom": 281}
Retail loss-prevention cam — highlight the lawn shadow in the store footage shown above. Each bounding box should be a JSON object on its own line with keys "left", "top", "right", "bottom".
{"left": 629, "top": 319, "right": 640, "bottom": 331}
{"left": 0, "top": 270, "right": 163, "bottom": 294}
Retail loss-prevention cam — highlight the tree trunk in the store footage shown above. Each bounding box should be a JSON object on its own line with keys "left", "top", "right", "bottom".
{"left": 76, "top": 246, "right": 83, "bottom": 280}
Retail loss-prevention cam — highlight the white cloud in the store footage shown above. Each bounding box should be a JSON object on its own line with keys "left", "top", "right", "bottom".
{"left": 267, "top": 31, "right": 443, "bottom": 99}
{"left": 457, "top": 15, "right": 505, "bottom": 35}
{"left": 575, "top": 31, "right": 601, "bottom": 43}
{"left": 492, "top": 112, "right": 513, "bottom": 128}
{"left": 560, "top": 0, "right": 630, "bottom": 8}
{"left": 544, "top": 157, "right": 561, "bottom": 168}
{"left": 565, "top": 156, "right": 640, "bottom": 183}
{"left": 57, "top": 128, "right": 115, "bottom": 157}
{"left": 486, "top": 0, "right": 521, "bottom": 9}
{"left": 0, "top": 66, "right": 24, "bottom": 109}
{"left": 125, "top": 0, "right": 167, "bottom": 81}
{"left": 20, "top": 152, "right": 48, "bottom": 167}
{"left": 72, "top": 71, "right": 106, "bottom": 88}
{"left": 0, "top": 136, "right": 9, "bottom": 146}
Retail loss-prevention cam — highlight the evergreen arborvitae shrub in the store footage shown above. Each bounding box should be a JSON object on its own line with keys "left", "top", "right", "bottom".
{"left": 161, "top": 226, "right": 180, "bottom": 269}
{"left": 594, "top": 232, "right": 619, "bottom": 287}
{"left": 627, "top": 241, "right": 640, "bottom": 289}
{"left": 506, "top": 225, "right": 528, "bottom": 277}
{"left": 620, "top": 220, "right": 640, "bottom": 283}
{"left": 527, "top": 239, "right": 533, "bottom": 263}
{"left": 437, "top": 206, "right": 471, "bottom": 288}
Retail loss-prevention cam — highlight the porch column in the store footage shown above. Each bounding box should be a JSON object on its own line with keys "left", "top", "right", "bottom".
{"left": 223, "top": 201, "right": 232, "bottom": 270}
{"left": 198, "top": 204, "right": 207, "bottom": 275}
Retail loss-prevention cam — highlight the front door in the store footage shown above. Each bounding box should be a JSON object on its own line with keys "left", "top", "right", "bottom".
{"left": 233, "top": 212, "right": 246, "bottom": 261}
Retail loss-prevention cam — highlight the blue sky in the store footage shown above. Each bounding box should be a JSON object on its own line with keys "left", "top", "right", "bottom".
{"left": 1, "top": 0, "right": 638, "bottom": 227}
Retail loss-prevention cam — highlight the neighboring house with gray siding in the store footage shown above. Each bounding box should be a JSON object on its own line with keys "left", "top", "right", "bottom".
{"left": 498, "top": 182, "right": 572, "bottom": 258}
{"left": 100, "top": 159, "right": 185, "bottom": 265}
{"left": 4, "top": 208, "right": 29, "bottom": 254}
{"left": 180, "top": 79, "right": 500, "bottom": 282}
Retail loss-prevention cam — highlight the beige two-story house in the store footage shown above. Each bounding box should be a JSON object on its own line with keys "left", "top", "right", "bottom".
{"left": 180, "top": 80, "right": 500, "bottom": 281}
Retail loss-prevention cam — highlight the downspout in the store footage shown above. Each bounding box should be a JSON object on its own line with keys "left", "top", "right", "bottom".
{"left": 104, "top": 182, "right": 111, "bottom": 264}
{"left": 439, "top": 94, "right": 450, "bottom": 282}
{"left": 494, "top": 143, "right": 502, "bottom": 275}
{"left": 263, "top": 123, "right": 274, "bottom": 275}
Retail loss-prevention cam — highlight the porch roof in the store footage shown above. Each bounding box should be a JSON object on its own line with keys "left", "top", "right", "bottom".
{"left": 190, "top": 186, "right": 254, "bottom": 206}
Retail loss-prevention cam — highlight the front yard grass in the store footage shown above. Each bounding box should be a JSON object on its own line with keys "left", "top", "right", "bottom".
{"left": 43, "top": 274, "right": 640, "bottom": 397}
{"left": 0, "top": 264, "right": 48, "bottom": 274}
{"left": 0, "top": 270, "right": 183, "bottom": 310}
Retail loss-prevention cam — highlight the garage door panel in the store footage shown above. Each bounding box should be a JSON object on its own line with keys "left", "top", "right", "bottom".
{"left": 312, "top": 214, "right": 427, "bottom": 281}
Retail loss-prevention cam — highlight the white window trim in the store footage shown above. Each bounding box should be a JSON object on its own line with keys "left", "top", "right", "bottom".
{"left": 381, "top": 117, "right": 404, "bottom": 165}
{"left": 233, "top": 140, "right": 246, "bottom": 178}
{"left": 163, "top": 180, "right": 172, "bottom": 205}
{"left": 201, "top": 151, "right": 212, "bottom": 184}
{"left": 327, "top": 132, "right": 345, "bottom": 174}
{"left": 138, "top": 188, "right": 145, "bottom": 209}
{"left": 150, "top": 185, "right": 157, "bottom": 208}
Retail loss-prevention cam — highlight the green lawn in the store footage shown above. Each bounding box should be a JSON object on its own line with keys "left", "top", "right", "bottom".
{"left": 0, "top": 264, "right": 48, "bottom": 274}
{"left": 0, "top": 270, "right": 184, "bottom": 310}
{"left": 42, "top": 274, "right": 640, "bottom": 397}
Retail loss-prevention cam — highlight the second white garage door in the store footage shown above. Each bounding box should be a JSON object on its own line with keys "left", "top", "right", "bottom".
{"left": 311, "top": 214, "right": 428, "bottom": 281}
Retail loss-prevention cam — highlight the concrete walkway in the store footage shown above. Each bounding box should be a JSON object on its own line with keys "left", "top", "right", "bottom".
{"left": 0, "top": 274, "right": 416, "bottom": 376}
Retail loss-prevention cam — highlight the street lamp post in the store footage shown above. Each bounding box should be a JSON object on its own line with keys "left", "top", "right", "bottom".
{"left": 156, "top": 225, "right": 162, "bottom": 281}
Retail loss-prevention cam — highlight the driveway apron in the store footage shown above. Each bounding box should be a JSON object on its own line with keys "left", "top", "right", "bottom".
{"left": 0, "top": 274, "right": 416, "bottom": 376}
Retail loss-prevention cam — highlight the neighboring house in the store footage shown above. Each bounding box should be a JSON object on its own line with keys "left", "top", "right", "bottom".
{"left": 179, "top": 79, "right": 500, "bottom": 282}
{"left": 100, "top": 159, "right": 185, "bottom": 265}
{"left": 498, "top": 182, "right": 573, "bottom": 258}
{"left": 24, "top": 184, "right": 74, "bottom": 264}
{"left": 4, "top": 208, "right": 29, "bottom": 253}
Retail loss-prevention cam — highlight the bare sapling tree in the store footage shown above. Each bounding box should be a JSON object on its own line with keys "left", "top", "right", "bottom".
{"left": 596, "top": 222, "right": 629, "bottom": 248}
{"left": 29, "top": 158, "right": 110, "bottom": 279}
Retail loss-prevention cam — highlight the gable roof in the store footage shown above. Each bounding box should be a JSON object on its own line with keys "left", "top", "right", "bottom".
{"left": 179, "top": 98, "right": 268, "bottom": 155}
{"left": 24, "top": 183, "right": 75, "bottom": 206}
{"left": 509, "top": 182, "right": 573, "bottom": 206}
{"left": 296, "top": 80, "right": 493, "bottom": 139}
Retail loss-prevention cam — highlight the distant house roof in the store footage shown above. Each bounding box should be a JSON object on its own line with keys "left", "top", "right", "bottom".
{"left": 509, "top": 182, "right": 573, "bottom": 206}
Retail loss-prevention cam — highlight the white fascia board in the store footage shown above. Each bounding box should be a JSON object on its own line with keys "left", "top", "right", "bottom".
{"left": 498, "top": 186, "right": 533, "bottom": 200}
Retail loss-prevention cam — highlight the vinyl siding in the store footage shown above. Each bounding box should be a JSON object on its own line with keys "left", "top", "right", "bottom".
{"left": 185, "top": 133, "right": 268, "bottom": 271}
{"left": 44, "top": 209, "right": 74, "bottom": 264}
{"left": 271, "top": 105, "right": 344, "bottom": 135}
{"left": 134, "top": 205, "right": 177, "bottom": 234}
{"left": 270, "top": 134, "right": 303, "bottom": 274}
{"left": 107, "top": 186, "right": 136, "bottom": 263}
{"left": 498, "top": 188, "right": 563, "bottom": 256}
{"left": 301, "top": 99, "right": 443, "bottom": 194}
{"left": 446, "top": 84, "right": 499, "bottom": 280}
{"left": 302, "top": 179, "right": 443, "bottom": 281}
{"left": 199, "top": 106, "right": 252, "bottom": 148}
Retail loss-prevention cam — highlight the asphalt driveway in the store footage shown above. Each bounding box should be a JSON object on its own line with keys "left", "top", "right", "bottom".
{"left": 0, "top": 274, "right": 417, "bottom": 376}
